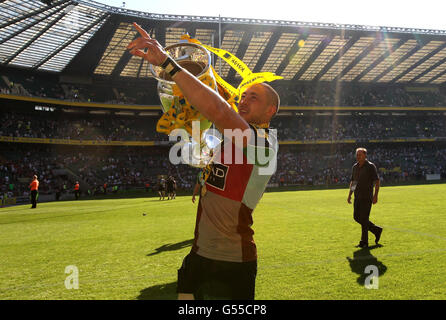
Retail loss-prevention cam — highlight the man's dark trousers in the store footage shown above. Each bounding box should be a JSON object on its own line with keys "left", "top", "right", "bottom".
{"left": 353, "top": 198, "right": 380, "bottom": 244}
{"left": 31, "top": 190, "right": 38, "bottom": 208}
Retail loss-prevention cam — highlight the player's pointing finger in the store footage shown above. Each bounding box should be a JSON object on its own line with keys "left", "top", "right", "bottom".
{"left": 133, "top": 22, "right": 150, "bottom": 39}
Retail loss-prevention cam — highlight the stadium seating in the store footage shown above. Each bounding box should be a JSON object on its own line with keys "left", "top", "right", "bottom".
{"left": 3, "top": 71, "right": 446, "bottom": 107}
{"left": 1, "top": 104, "right": 445, "bottom": 142}
{"left": 2, "top": 53, "right": 446, "bottom": 200}
{"left": 1, "top": 140, "right": 445, "bottom": 198}
{"left": 270, "top": 144, "right": 446, "bottom": 187}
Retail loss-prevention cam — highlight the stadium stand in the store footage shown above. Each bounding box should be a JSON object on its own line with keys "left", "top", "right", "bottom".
{"left": 270, "top": 144, "right": 446, "bottom": 187}
{"left": 3, "top": 70, "right": 446, "bottom": 108}
{"left": 1, "top": 141, "right": 445, "bottom": 199}
{"left": 0, "top": 143, "right": 199, "bottom": 198}
{"left": 0, "top": 109, "right": 166, "bottom": 141}
{"left": 1, "top": 106, "right": 446, "bottom": 142}
{"left": 1, "top": 0, "right": 446, "bottom": 203}
{"left": 277, "top": 83, "right": 446, "bottom": 107}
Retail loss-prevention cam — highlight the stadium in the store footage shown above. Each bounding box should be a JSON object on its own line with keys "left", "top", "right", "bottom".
{"left": 0, "top": 0, "right": 445, "bottom": 303}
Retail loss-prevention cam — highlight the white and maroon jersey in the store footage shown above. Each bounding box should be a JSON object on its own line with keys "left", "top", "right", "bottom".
{"left": 192, "top": 125, "right": 278, "bottom": 262}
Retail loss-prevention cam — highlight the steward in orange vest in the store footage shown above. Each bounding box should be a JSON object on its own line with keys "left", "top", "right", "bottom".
{"left": 74, "top": 182, "right": 80, "bottom": 200}
{"left": 29, "top": 175, "right": 39, "bottom": 209}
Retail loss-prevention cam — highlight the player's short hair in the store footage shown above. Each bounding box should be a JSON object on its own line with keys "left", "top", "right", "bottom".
{"left": 356, "top": 147, "right": 367, "bottom": 155}
{"left": 258, "top": 83, "right": 280, "bottom": 115}
{"left": 33, "top": 175, "right": 37, "bottom": 179}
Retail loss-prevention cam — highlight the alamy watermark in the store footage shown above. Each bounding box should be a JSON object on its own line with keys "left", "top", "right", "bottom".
{"left": 168, "top": 120, "right": 277, "bottom": 176}
{"left": 364, "top": 265, "right": 379, "bottom": 289}
{"left": 64, "top": 265, "right": 79, "bottom": 290}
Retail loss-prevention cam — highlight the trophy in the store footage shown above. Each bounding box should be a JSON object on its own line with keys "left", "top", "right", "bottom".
{"left": 149, "top": 42, "right": 221, "bottom": 168}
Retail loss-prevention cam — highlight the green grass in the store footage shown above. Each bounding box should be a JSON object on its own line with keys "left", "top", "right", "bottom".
{"left": 1, "top": 184, "right": 445, "bottom": 300}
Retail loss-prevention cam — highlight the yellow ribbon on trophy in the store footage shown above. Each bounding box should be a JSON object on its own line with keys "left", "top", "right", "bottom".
{"left": 156, "top": 78, "right": 214, "bottom": 136}
{"left": 181, "top": 34, "right": 283, "bottom": 109}
{"left": 156, "top": 34, "right": 283, "bottom": 137}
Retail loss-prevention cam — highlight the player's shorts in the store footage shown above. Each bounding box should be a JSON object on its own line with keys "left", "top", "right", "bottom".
{"left": 177, "top": 251, "right": 257, "bottom": 300}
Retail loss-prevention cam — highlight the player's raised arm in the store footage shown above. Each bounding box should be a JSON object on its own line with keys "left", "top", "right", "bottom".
{"left": 127, "top": 23, "right": 250, "bottom": 133}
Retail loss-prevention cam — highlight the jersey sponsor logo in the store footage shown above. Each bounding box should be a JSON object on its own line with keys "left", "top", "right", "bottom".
{"left": 206, "top": 163, "right": 229, "bottom": 191}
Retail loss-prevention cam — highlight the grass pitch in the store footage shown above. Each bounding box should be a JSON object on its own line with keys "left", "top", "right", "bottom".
{"left": 1, "top": 184, "right": 445, "bottom": 300}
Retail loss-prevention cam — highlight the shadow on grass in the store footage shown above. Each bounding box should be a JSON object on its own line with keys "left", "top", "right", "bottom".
{"left": 147, "top": 239, "right": 194, "bottom": 256}
{"left": 137, "top": 281, "right": 177, "bottom": 300}
{"left": 346, "top": 244, "right": 387, "bottom": 286}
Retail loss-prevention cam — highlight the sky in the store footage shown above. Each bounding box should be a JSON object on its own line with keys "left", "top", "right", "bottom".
{"left": 94, "top": 0, "right": 446, "bottom": 31}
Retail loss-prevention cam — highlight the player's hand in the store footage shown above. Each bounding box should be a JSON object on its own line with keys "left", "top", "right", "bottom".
{"left": 127, "top": 22, "right": 168, "bottom": 66}
{"left": 192, "top": 195, "right": 196, "bottom": 204}
{"left": 347, "top": 195, "right": 352, "bottom": 204}
{"left": 373, "top": 195, "right": 378, "bottom": 204}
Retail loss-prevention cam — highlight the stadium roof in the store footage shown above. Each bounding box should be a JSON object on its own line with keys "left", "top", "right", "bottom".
{"left": 2, "top": 0, "right": 446, "bottom": 85}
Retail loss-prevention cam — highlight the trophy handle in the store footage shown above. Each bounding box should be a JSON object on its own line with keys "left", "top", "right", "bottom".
{"left": 150, "top": 42, "right": 219, "bottom": 168}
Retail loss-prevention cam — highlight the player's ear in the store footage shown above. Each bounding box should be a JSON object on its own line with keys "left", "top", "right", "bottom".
{"left": 266, "top": 104, "right": 276, "bottom": 118}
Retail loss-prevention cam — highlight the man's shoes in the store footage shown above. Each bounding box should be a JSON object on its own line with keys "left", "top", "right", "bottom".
{"left": 375, "top": 228, "right": 383, "bottom": 244}
{"left": 356, "top": 242, "right": 368, "bottom": 248}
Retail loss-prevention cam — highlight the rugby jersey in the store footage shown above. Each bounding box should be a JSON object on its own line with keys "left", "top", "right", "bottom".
{"left": 192, "top": 125, "right": 278, "bottom": 262}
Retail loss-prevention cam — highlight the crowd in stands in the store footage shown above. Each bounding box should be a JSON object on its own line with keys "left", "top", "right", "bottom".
{"left": 58, "top": 83, "right": 156, "bottom": 105}
{"left": 273, "top": 115, "right": 446, "bottom": 141}
{"left": 3, "top": 72, "right": 446, "bottom": 108}
{"left": 2, "top": 73, "right": 446, "bottom": 202}
{"left": 0, "top": 111, "right": 167, "bottom": 142}
{"left": 1, "top": 142, "right": 446, "bottom": 199}
{"left": 1, "top": 109, "right": 446, "bottom": 143}
{"left": 276, "top": 83, "right": 446, "bottom": 107}
{"left": 0, "top": 149, "right": 65, "bottom": 198}
{"left": 71, "top": 148, "right": 198, "bottom": 192}
{"left": 270, "top": 144, "right": 446, "bottom": 187}
{"left": 1, "top": 73, "right": 157, "bottom": 105}
{"left": 0, "top": 144, "right": 199, "bottom": 198}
